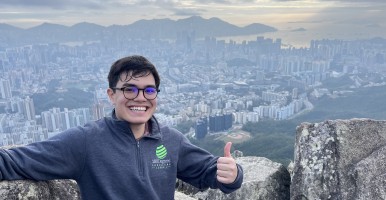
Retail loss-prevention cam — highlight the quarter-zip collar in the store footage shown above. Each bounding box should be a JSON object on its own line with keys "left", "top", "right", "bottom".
{"left": 109, "top": 109, "right": 162, "bottom": 141}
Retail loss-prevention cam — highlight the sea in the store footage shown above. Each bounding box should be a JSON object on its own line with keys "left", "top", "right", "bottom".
{"left": 217, "top": 24, "right": 386, "bottom": 49}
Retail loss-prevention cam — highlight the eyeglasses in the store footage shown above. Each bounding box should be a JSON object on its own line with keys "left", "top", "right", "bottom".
{"left": 112, "top": 86, "right": 160, "bottom": 100}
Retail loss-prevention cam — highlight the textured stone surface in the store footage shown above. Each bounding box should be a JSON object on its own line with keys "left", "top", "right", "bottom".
{"left": 177, "top": 156, "right": 291, "bottom": 200}
{"left": 4, "top": 118, "right": 386, "bottom": 200}
{"left": 0, "top": 179, "right": 195, "bottom": 200}
{"left": 291, "top": 118, "right": 386, "bottom": 200}
{"left": 175, "top": 191, "right": 197, "bottom": 200}
{"left": 0, "top": 179, "right": 80, "bottom": 200}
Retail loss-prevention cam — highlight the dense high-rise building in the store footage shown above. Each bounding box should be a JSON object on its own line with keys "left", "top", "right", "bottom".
{"left": 59, "top": 108, "right": 74, "bottom": 131}
{"left": 0, "top": 79, "right": 12, "bottom": 99}
{"left": 41, "top": 107, "right": 61, "bottom": 132}
{"left": 93, "top": 85, "right": 113, "bottom": 120}
{"left": 0, "top": 114, "right": 6, "bottom": 133}
{"left": 93, "top": 102, "right": 111, "bottom": 120}
{"left": 209, "top": 114, "right": 232, "bottom": 132}
{"left": 224, "top": 113, "right": 232, "bottom": 130}
{"left": 41, "top": 107, "right": 92, "bottom": 132}
{"left": 195, "top": 117, "right": 208, "bottom": 139}
{"left": 8, "top": 96, "right": 36, "bottom": 120}
{"left": 22, "top": 96, "right": 36, "bottom": 121}
{"left": 292, "top": 88, "right": 299, "bottom": 99}
{"left": 74, "top": 108, "right": 91, "bottom": 125}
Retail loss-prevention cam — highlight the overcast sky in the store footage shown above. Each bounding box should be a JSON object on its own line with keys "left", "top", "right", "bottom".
{"left": 0, "top": 0, "right": 385, "bottom": 43}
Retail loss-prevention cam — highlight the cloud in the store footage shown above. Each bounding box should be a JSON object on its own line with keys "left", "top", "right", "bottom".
{"left": 0, "top": 0, "right": 104, "bottom": 9}
{"left": 194, "top": 0, "right": 231, "bottom": 3}
{"left": 126, "top": 0, "right": 205, "bottom": 17}
{"left": 172, "top": 8, "right": 203, "bottom": 16}
{"left": 0, "top": 0, "right": 385, "bottom": 30}
{"left": 272, "top": 0, "right": 385, "bottom": 2}
{"left": 322, "top": 0, "right": 385, "bottom": 2}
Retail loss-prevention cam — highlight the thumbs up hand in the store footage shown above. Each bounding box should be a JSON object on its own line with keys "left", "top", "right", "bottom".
{"left": 216, "top": 142, "right": 238, "bottom": 184}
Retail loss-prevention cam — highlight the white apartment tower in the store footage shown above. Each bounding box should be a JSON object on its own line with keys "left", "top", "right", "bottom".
{"left": 0, "top": 79, "right": 12, "bottom": 99}
{"left": 23, "top": 96, "right": 36, "bottom": 120}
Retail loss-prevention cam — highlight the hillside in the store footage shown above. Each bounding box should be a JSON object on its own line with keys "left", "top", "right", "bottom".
{"left": 192, "top": 84, "right": 386, "bottom": 166}
{"left": 0, "top": 16, "right": 277, "bottom": 48}
{"left": 294, "top": 84, "right": 386, "bottom": 123}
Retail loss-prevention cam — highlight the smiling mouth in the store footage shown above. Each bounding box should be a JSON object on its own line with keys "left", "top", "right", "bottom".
{"left": 129, "top": 106, "right": 147, "bottom": 111}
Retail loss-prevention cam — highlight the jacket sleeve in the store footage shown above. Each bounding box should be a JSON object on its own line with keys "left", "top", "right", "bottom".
{"left": 0, "top": 126, "right": 86, "bottom": 181}
{"left": 176, "top": 133, "right": 243, "bottom": 194}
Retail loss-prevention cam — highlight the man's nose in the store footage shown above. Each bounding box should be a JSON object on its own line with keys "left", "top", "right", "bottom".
{"left": 134, "top": 90, "right": 147, "bottom": 100}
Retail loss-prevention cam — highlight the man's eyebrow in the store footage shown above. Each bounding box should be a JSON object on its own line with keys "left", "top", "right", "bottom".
{"left": 121, "top": 83, "right": 136, "bottom": 87}
{"left": 121, "top": 83, "right": 156, "bottom": 88}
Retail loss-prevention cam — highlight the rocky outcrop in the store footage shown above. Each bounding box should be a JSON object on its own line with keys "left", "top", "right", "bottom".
{"left": 0, "top": 179, "right": 80, "bottom": 199}
{"left": 175, "top": 191, "right": 197, "bottom": 200}
{"left": 2, "top": 118, "right": 386, "bottom": 200}
{"left": 291, "top": 118, "right": 386, "bottom": 200}
{"left": 177, "top": 157, "right": 291, "bottom": 200}
{"left": 0, "top": 179, "right": 196, "bottom": 200}
{"left": 0, "top": 156, "right": 290, "bottom": 200}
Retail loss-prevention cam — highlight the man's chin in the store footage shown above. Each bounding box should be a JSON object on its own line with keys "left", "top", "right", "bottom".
{"left": 127, "top": 118, "right": 151, "bottom": 124}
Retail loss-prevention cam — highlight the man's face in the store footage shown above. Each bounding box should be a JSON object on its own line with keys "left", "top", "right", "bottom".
{"left": 107, "top": 72, "right": 157, "bottom": 125}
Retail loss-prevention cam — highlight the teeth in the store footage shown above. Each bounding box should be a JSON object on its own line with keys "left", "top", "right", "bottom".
{"left": 130, "top": 106, "right": 146, "bottom": 111}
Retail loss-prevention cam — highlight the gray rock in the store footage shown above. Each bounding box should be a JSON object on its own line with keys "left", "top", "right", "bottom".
{"left": 177, "top": 156, "right": 290, "bottom": 200}
{"left": 175, "top": 191, "right": 197, "bottom": 200}
{"left": 0, "top": 179, "right": 196, "bottom": 200}
{"left": 0, "top": 179, "right": 80, "bottom": 200}
{"left": 6, "top": 118, "right": 386, "bottom": 200}
{"left": 291, "top": 118, "right": 386, "bottom": 200}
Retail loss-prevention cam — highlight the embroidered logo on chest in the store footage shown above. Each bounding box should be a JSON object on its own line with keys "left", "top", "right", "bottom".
{"left": 152, "top": 145, "right": 171, "bottom": 170}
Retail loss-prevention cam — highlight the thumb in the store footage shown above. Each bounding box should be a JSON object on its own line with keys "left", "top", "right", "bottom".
{"left": 224, "top": 142, "right": 232, "bottom": 157}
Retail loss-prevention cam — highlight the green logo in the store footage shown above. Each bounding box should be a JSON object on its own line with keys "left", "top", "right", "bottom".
{"left": 156, "top": 145, "right": 167, "bottom": 159}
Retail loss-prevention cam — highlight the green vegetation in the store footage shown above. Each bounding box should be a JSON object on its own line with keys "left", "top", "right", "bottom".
{"left": 296, "top": 85, "right": 386, "bottom": 123}
{"left": 183, "top": 120, "right": 296, "bottom": 166}
{"left": 234, "top": 134, "right": 294, "bottom": 165}
{"left": 235, "top": 120, "right": 296, "bottom": 166}
{"left": 186, "top": 84, "right": 386, "bottom": 167}
{"left": 32, "top": 88, "right": 94, "bottom": 113}
{"left": 242, "top": 120, "right": 297, "bottom": 136}
{"left": 190, "top": 136, "right": 225, "bottom": 156}
{"left": 174, "top": 120, "right": 195, "bottom": 134}
{"left": 32, "top": 77, "right": 386, "bottom": 167}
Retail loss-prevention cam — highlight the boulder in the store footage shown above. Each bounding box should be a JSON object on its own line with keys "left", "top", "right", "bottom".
{"left": 5, "top": 118, "right": 386, "bottom": 199}
{"left": 177, "top": 156, "right": 291, "bottom": 200}
{"left": 175, "top": 191, "right": 197, "bottom": 200}
{"left": 291, "top": 118, "right": 386, "bottom": 200}
{"left": 0, "top": 179, "right": 80, "bottom": 200}
{"left": 0, "top": 179, "right": 197, "bottom": 200}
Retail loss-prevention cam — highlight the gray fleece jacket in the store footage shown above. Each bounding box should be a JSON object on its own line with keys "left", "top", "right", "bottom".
{"left": 0, "top": 111, "right": 243, "bottom": 200}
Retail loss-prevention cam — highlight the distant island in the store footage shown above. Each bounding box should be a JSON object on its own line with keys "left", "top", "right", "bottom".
{"left": 291, "top": 28, "right": 306, "bottom": 32}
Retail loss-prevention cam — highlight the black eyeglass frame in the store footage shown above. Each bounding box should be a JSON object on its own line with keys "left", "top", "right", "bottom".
{"left": 111, "top": 86, "right": 160, "bottom": 100}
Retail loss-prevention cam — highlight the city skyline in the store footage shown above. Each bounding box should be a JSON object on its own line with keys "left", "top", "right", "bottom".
{"left": 1, "top": 0, "right": 385, "bottom": 39}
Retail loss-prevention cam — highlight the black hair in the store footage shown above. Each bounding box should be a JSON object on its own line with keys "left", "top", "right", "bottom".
{"left": 108, "top": 55, "right": 160, "bottom": 90}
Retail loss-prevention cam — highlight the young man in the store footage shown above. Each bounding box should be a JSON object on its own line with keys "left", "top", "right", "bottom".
{"left": 0, "top": 55, "right": 243, "bottom": 199}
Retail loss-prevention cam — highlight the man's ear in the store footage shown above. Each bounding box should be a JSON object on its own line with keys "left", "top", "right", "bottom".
{"left": 107, "top": 88, "right": 115, "bottom": 104}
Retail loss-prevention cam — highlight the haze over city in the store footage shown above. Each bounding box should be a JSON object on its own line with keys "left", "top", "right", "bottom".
{"left": 1, "top": 0, "right": 385, "bottom": 47}
{"left": 1, "top": 1, "right": 386, "bottom": 199}
{"left": 0, "top": 0, "right": 385, "bottom": 158}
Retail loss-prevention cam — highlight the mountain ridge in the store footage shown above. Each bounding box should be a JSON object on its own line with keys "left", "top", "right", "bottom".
{"left": 0, "top": 16, "right": 277, "bottom": 47}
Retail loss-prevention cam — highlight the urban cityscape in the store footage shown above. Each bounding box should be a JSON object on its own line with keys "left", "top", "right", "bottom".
{"left": 0, "top": 21, "right": 385, "bottom": 147}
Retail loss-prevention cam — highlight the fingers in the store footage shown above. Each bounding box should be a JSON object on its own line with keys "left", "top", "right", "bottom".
{"left": 217, "top": 157, "right": 237, "bottom": 184}
{"left": 217, "top": 158, "right": 236, "bottom": 172}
